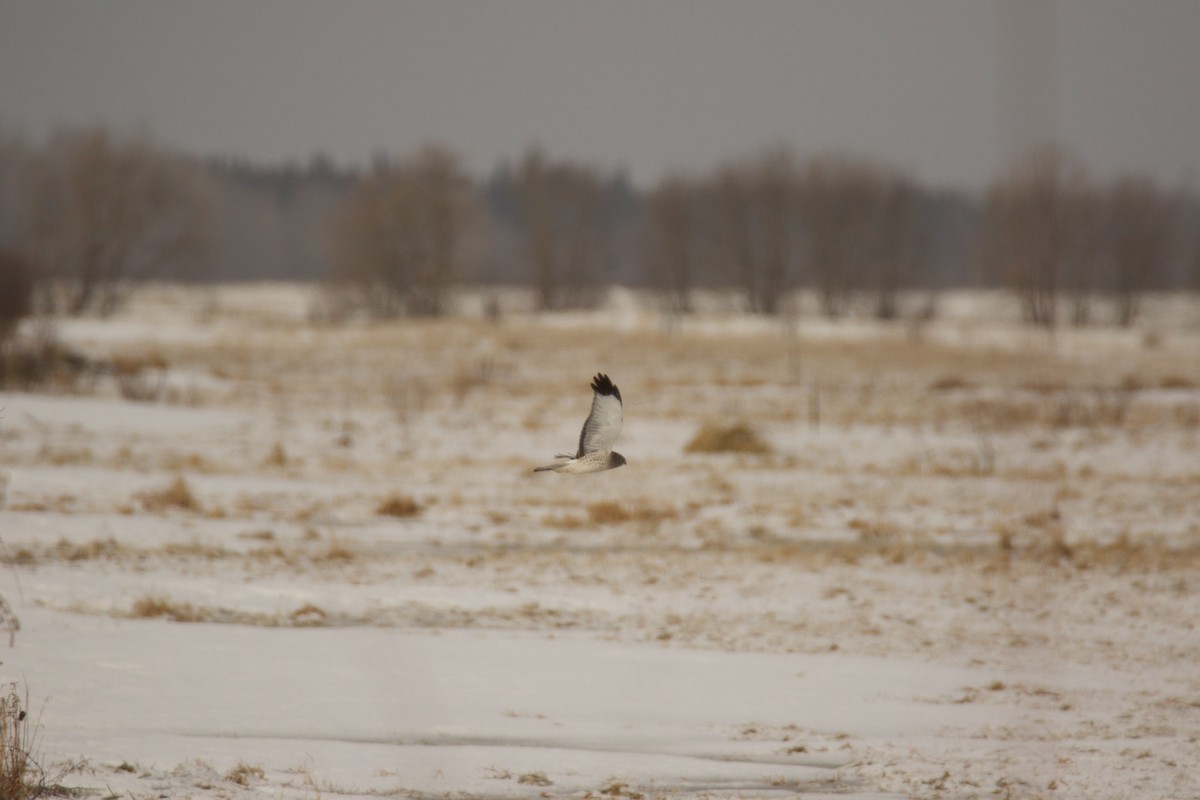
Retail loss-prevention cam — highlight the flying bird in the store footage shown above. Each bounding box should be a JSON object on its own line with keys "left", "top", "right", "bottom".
{"left": 534, "top": 373, "right": 626, "bottom": 474}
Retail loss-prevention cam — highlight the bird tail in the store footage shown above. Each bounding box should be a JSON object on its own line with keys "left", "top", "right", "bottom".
{"left": 533, "top": 462, "right": 563, "bottom": 473}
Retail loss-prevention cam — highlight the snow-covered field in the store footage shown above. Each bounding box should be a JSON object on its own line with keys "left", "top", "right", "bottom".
{"left": 2, "top": 284, "right": 1199, "bottom": 799}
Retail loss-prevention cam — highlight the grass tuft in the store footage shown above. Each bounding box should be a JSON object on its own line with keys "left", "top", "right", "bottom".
{"left": 265, "top": 442, "right": 289, "bottom": 468}
{"left": 0, "top": 684, "right": 39, "bottom": 800}
{"left": 136, "top": 475, "right": 201, "bottom": 513}
{"left": 129, "top": 595, "right": 207, "bottom": 623}
{"left": 588, "top": 501, "right": 632, "bottom": 524}
{"left": 0, "top": 682, "right": 79, "bottom": 799}
{"left": 684, "top": 422, "right": 772, "bottom": 454}
{"left": 224, "top": 761, "right": 265, "bottom": 786}
{"left": 376, "top": 493, "right": 422, "bottom": 518}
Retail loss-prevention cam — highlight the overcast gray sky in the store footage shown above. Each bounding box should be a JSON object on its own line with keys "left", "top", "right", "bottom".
{"left": 2, "top": 1, "right": 1199, "bottom": 189}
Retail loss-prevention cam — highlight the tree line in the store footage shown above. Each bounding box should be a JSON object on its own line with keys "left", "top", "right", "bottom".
{"left": 2, "top": 124, "right": 1198, "bottom": 328}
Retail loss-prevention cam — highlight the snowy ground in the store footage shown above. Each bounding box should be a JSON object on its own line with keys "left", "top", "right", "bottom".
{"left": 2, "top": 284, "right": 1199, "bottom": 799}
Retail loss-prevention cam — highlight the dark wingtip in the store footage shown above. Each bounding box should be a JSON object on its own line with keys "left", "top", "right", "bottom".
{"left": 591, "top": 373, "right": 621, "bottom": 402}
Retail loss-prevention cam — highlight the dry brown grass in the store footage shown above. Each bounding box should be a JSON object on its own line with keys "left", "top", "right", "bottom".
{"left": 587, "top": 501, "right": 632, "bottom": 524}
{"left": 159, "top": 451, "right": 219, "bottom": 474}
{"left": 110, "top": 349, "right": 170, "bottom": 375}
{"left": 928, "top": 375, "right": 975, "bottom": 392}
{"left": 129, "top": 595, "right": 209, "bottom": 623}
{"left": 34, "top": 445, "right": 94, "bottom": 466}
{"left": 684, "top": 422, "right": 773, "bottom": 454}
{"left": 224, "top": 761, "right": 266, "bottom": 786}
{"left": 238, "top": 528, "right": 276, "bottom": 542}
{"left": 1159, "top": 375, "right": 1197, "bottom": 390}
{"left": 288, "top": 604, "right": 328, "bottom": 625}
{"left": 376, "top": 493, "right": 422, "bottom": 518}
{"left": 265, "top": 442, "right": 288, "bottom": 468}
{"left": 51, "top": 537, "right": 126, "bottom": 562}
{"left": 319, "top": 538, "right": 358, "bottom": 562}
{"left": 0, "top": 683, "right": 79, "bottom": 800}
{"left": 587, "top": 501, "right": 678, "bottom": 526}
{"left": 0, "top": 684, "right": 40, "bottom": 800}
{"left": 136, "top": 475, "right": 201, "bottom": 513}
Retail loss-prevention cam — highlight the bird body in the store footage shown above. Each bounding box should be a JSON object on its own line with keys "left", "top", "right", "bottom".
{"left": 534, "top": 373, "right": 626, "bottom": 474}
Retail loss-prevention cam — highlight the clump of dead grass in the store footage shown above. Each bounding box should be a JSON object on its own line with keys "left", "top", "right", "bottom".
{"left": 928, "top": 375, "right": 974, "bottom": 392}
{"left": 289, "top": 604, "right": 327, "bottom": 626}
{"left": 376, "top": 493, "right": 422, "bottom": 518}
{"left": 587, "top": 501, "right": 678, "bottom": 526}
{"left": 684, "top": 421, "right": 772, "bottom": 454}
{"left": 136, "top": 475, "right": 201, "bottom": 513}
{"left": 588, "top": 501, "right": 632, "bottom": 524}
{"left": 52, "top": 537, "right": 126, "bottom": 562}
{"left": 0, "top": 683, "right": 53, "bottom": 800}
{"left": 0, "top": 682, "right": 82, "bottom": 799}
{"left": 129, "top": 595, "right": 208, "bottom": 623}
{"left": 319, "top": 538, "right": 357, "bottom": 562}
{"left": 224, "top": 761, "right": 265, "bottom": 786}
{"left": 264, "top": 442, "right": 288, "bottom": 469}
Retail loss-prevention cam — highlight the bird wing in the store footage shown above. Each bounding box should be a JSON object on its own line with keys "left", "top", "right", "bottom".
{"left": 576, "top": 373, "right": 623, "bottom": 456}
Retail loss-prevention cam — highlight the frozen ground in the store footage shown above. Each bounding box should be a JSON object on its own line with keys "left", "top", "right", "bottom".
{"left": 1, "top": 284, "right": 1199, "bottom": 799}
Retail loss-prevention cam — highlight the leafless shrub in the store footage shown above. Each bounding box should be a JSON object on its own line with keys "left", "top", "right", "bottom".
{"left": 328, "top": 144, "right": 478, "bottom": 317}
{"left": 712, "top": 146, "right": 800, "bottom": 315}
{"left": 0, "top": 250, "right": 34, "bottom": 346}
{"left": 20, "top": 125, "right": 211, "bottom": 316}
{"left": 642, "top": 173, "right": 703, "bottom": 315}
{"left": 797, "top": 153, "right": 923, "bottom": 319}
{"left": 1106, "top": 176, "right": 1173, "bottom": 326}
{"left": 983, "top": 146, "right": 1099, "bottom": 328}
{"left": 514, "top": 147, "right": 621, "bottom": 311}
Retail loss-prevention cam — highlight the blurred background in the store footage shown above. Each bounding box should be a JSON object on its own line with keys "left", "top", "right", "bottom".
{"left": 2, "top": 0, "right": 1199, "bottom": 325}
{"left": 3, "top": 7, "right": 1200, "bottom": 793}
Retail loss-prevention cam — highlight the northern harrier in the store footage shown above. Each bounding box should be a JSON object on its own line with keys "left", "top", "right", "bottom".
{"left": 534, "top": 373, "right": 626, "bottom": 474}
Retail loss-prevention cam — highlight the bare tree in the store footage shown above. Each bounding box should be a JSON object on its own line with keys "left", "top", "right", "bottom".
{"left": 513, "top": 148, "right": 615, "bottom": 311}
{"left": 796, "top": 154, "right": 921, "bottom": 318}
{"left": 871, "top": 175, "right": 931, "bottom": 320}
{"left": 328, "top": 144, "right": 477, "bottom": 316}
{"left": 0, "top": 250, "right": 33, "bottom": 344}
{"left": 711, "top": 147, "right": 800, "bottom": 315}
{"left": 1104, "top": 176, "right": 1172, "bottom": 326}
{"left": 983, "top": 146, "right": 1096, "bottom": 328}
{"left": 21, "top": 126, "right": 210, "bottom": 316}
{"left": 642, "top": 174, "right": 703, "bottom": 314}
